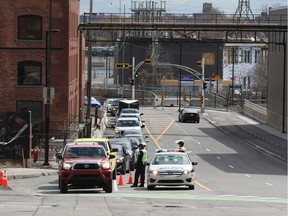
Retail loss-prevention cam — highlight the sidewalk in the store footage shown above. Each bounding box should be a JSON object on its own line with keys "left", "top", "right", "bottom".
{"left": 203, "top": 109, "right": 287, "bottom": 140}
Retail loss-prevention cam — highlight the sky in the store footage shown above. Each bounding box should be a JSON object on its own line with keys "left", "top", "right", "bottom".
{"left": 80, "top": 0, "right": 287, "bottom": 15}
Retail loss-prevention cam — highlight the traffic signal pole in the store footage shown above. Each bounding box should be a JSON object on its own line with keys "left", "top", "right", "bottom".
{"left": 132, "top": 57, "right": 135, "bottom": 100}
{"left": 201, "top": 57, "right": 205, "bottom": 114}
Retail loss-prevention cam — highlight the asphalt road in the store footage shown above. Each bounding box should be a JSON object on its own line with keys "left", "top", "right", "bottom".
{"left": 1, "top": 107, "right": 287, "bottom": 216}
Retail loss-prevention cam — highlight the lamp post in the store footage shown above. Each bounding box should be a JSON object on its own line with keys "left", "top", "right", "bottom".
{"left": 43, "top": 29, "right": 60, "bottom": 166}
{"left": 43, "top": 0, "right": 60, "bottom": 166}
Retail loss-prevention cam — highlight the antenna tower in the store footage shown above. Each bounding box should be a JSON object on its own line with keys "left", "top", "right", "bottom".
{"left": 233, "top": 0, "right": 255, "bottom": 23}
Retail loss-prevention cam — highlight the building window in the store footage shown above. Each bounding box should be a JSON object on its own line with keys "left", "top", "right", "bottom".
{"left": 203, "top": 52, "right": 215, "bottom": 65}
{"left": 18, "top": 61, "right": 42, "bottom": 86}
{"left": 18, "top": 15, "right": 42, "bottom": 40}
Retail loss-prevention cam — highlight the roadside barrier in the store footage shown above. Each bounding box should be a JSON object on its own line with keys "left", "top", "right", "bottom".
{"left": 118, "top": 173, "right": 124, "bottom": 186}
{"left": 1, "top": 170, "right": 8, "bottom": 187}
{"left": 0, "top": 170, "right": 3, "bottom": 185}
{"left": 127, "top": 173, "right": 133, "bottom": 184}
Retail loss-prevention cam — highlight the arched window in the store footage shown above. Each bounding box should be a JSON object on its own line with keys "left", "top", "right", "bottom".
{"left": 18, "top": 61, "right": 42, "bottom": 86}
{"left": 18, "top": 15, "right": 42, "bottom": 40}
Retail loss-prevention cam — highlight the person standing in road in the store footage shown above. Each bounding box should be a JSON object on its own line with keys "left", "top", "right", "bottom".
{"left": 131, "top": 143, "right": 148, "bottom": 187}
{"left": 175, "top": 140, "right": 186, "bottom": 152}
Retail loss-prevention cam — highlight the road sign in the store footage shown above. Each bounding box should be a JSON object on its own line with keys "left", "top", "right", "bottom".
{"left": 200, "top": 95, "right": 204, "bottom": 104}
{"left": 180, "top": 75, "right": 194, "bottom": 82}
{"left": 183, "top": 93, "right": 187, "bottom": 102}
{"left": 160, "top": 92, "right": 165, "bottom": 100}
{"left": 98, "top": 88, "right": 103, "bottom": 96}
{"left": 215, "top": 75, "right": 221, "bottom": 81}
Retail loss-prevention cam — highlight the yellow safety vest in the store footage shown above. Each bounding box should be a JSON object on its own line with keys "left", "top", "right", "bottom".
{"left": 142, "top": 149, "right": 148, "bottom": 163}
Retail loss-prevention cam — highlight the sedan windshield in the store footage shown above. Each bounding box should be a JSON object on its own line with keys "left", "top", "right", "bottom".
{"left": 117, "top": 119, "right": 140, "bottom": 127}
{"left": 152, "top": 154, "right": 190, "bottom": 165}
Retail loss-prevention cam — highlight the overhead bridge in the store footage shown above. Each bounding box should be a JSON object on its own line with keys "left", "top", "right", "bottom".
{"left": 78, "top": 12, "right": 287, "bottom": 43}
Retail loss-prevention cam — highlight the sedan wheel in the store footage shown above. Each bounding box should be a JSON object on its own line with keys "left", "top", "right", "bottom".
{"left": 147, "top": 185, "right": 155, "bottom": 190}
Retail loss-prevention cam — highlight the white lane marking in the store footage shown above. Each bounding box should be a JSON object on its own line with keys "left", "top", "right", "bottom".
{"left": 245, "top": 174, "right": 251, "bottom": 178}
{"left": 197, "top": 141, "right": 201, "bottom": 145}
{"left": 206, "top": 149, "right": 210, "bottom": 152}
{"left": 229, "top": 165, "right": 234, "bottom": 169}
{"left": 265, "top": 183, "right": 273, "bottom": 187}
{"left": 217, "top": 156, "right": 221, "bottom": 160}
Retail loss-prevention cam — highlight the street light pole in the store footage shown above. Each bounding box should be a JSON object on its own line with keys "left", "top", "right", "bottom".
{"left": 132, "top": 57, "right": 135, "bottom": 100}
{"left": 43, "top": 0, "right": 53, "bottom": 166}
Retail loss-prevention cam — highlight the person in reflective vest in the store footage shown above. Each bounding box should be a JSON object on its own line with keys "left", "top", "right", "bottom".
{"left": 131, "top": 143, "right": 148, "bottom": 187}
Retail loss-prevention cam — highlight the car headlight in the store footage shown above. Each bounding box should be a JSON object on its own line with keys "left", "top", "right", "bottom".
{"left": 63, "top": 162, "right": 74, "bottom": 170}
{"left": 101, "top": 162, "right": 110, "bottom": 170}
{"left": 182, "top": 170, "right": 192, "bottom": 175}
{"left": 149, "top": 170, "right": 158, "bottom": 175}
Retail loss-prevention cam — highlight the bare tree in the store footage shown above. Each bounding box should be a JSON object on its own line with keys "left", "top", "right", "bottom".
{"left": 251, "top": 64, "right": 268, "bottom": 99}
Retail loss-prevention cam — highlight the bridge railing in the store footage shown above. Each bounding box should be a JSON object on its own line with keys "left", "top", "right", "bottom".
{"left": 81, "top": 12, "right": 287, "bottom": 26}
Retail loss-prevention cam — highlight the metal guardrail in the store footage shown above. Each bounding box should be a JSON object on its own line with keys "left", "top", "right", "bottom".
{"left": 244, "top": 99, "right": 267, "bottom": 115}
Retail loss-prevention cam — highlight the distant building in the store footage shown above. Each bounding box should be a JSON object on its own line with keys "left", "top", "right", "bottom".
{"left": 267, "top": 6, "right": 287, "bottom": 132}
{"left": 223, "top": 43, "right": 268, "bottom": 91}
{"left": 203, "top": 3, "right": 213, "bottom": 13}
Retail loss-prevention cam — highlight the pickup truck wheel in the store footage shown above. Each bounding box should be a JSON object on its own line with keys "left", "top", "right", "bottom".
{"left": 104, "top": 180, "right": 113, "bottom": 193}
{"left": 60, "top": 179, "right": 68, "bottom": 193}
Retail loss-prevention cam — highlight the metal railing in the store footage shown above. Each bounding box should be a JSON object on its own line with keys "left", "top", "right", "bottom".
{"left": 81, "top": 12, "right": 287, "bottom": 26}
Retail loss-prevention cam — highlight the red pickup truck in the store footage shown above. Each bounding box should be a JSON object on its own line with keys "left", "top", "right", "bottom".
{"left": 56, "top": 143, "right": 116, "bottom": 193}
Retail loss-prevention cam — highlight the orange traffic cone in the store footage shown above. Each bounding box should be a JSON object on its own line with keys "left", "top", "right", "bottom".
{"left": 118, "top": 173, "right": 124, "bottom": 186}
{"left": 0, "top": 170, "right": 3, "bottom": 185}
{"left": 127, "top": 173, "right": 133, "bottom": 184}
{"left": 2, "top": 170, "right": 8, "bottom": 187}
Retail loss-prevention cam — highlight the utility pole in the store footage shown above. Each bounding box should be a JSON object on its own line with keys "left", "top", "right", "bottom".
{"left": 232, "top": 47, "right": 235, "bottom": 105}
{"left": 132, "top": 57, "right": 135, "bottom": 100}
{"left": 43, "top": 0, "right": 53, "bottom": 166}
{"left": 201, "top": 57, "right": 205, "bottom": 113}
{"left": 86, "top": 0, "right": 93, "bottom": 121}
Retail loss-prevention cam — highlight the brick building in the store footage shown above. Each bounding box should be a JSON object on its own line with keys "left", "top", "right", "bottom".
{"left": 0, "top": 0, "right": 85, "bottom": 139}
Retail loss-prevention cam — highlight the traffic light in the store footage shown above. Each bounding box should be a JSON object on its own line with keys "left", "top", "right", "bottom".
{"left": 203, "top": 82, "right": 208, "bottom": 89}
{"left": 115, "top": 63, "right": 130, "bottom": 69}
{"left": 134, "top": 71, "right": 139, "bottom": 79}
{"left": 144, "top": 59, "right": 152, "bottom": 64}
{"left": 130, "top": 79, "right": 135, "bottom": 86}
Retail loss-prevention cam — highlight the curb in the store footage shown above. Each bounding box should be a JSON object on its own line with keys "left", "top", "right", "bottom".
{"left": 6, "top": 169, "right": 58, "bottom": 180}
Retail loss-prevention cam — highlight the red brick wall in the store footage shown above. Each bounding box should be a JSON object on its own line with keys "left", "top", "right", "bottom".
{"left": 0, "top": 0, "right": 84, "bottom": 137}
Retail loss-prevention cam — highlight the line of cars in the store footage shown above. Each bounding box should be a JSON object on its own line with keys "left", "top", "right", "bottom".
{"left": 110, "top": 107, "right": 149, "bottom": 175}
{"left": 56, "top": 98, "right": 199, "bottom": 192}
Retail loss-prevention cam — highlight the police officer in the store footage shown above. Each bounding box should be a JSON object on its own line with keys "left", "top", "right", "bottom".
{"left": 131, "top": 143, "right": 148, "bottom": 187}
{"left": 176, "top": 140, "right": 186, "bottom": 152}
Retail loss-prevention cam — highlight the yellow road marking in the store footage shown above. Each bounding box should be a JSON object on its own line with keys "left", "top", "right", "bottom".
{"left": 155, "top": 119, "right": 175, "bottom": 142}
{"left": 145, "top": 117, "right": 174, "bottom": 149}
{"left": 145, "top": 125, "right": 161, "bottom": 149}
{"left": 195, "top": 181, "right": 213, "bottom": 191}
